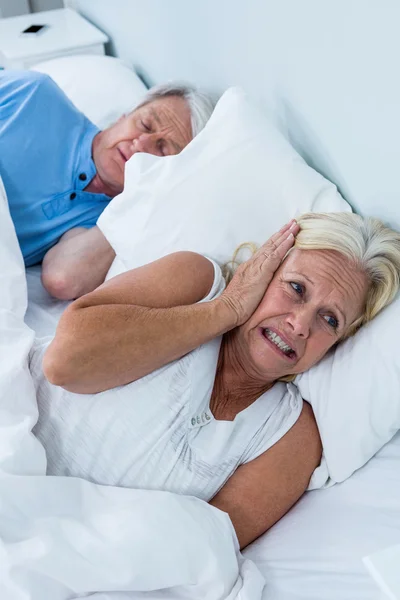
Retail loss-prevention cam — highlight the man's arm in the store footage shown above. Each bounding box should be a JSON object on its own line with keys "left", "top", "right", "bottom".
{"left": 41, "top": 226, "right": 116, "bottom": 300}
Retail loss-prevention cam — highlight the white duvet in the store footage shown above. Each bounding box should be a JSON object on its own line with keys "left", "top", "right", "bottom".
{"left": 0, "top": 185, "right": 265, "bottom": 600}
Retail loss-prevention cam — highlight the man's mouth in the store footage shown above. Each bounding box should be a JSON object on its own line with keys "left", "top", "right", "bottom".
{"left": 261, "top": 328, "right": 297, "bottom": 360}
{"left": 117, "top": 148, "right": 128, "bottom": 162}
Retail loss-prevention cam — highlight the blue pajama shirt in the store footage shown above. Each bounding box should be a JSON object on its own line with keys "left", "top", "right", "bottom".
{"left": 0, "top": 70, "right": 111, "bottom": 266}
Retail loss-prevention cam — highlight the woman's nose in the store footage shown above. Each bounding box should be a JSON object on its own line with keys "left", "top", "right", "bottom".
{"left": 286, "top": 307, "right": 312, "bottom": 338}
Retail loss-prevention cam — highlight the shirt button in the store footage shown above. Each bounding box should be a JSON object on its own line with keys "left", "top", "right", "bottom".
{"left": 79, "top": 173, "right": 87, "bottom": 181}
{"left": 191, "top": 417, "right": 196, "bottom": 426}
{"left": 70, "top": 192, "right": 77, "bottom": 200}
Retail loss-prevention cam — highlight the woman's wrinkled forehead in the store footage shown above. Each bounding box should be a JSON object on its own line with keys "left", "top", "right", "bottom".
{"left": 280, "top": 248, "right": 368, "bottom": 326}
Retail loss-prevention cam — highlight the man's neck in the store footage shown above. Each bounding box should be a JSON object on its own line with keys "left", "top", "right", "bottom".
{"left": 84, "top": 173, "right": 114, "bottom": 197}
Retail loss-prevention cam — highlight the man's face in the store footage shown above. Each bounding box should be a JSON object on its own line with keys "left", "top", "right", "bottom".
{"left": 92, "top": 95, "right": 193, "bottom": 196}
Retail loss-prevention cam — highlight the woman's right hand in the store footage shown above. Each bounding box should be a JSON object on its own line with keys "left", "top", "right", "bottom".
{"left": 219, "top": 220, "right": 300, "bottom": 326}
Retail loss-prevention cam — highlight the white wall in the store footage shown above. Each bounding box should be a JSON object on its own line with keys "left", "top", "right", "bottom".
{"left": 67, "top": 0, "right": 272, "bottom": 92}
{"left": 0, "top": 0, "right": 30, "bottom": 17}
{"left": 30, "top": 0, "right": 64, "bottom": 12}
{"left": 63, "top": 1, "right": 400, "bottom": 101}
{"left": 0, "top": 0, "right": 63, "bottom": 17}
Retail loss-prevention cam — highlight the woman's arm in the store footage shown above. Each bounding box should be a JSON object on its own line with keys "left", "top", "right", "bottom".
{"left": 43, "top": 251, "right": 236, "bottom": 394}
{"left": 210, "top": 402, "right": 322, "bottom": 549}
{"left": 43, "top": 220, "right": 298, "bottom": 394}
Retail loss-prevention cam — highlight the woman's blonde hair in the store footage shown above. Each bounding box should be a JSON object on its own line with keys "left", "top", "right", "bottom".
{"left": 225, "top": 212, "right": 400, "bottom": 338}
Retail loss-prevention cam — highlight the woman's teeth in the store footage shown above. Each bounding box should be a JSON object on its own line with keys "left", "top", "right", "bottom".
{"left": 263, "top": 329, "right": 294, "bottom": 356}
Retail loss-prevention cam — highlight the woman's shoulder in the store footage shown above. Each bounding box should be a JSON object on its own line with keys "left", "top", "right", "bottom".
{"left": 240, "top": 382, "right": 304, "bottom": 464}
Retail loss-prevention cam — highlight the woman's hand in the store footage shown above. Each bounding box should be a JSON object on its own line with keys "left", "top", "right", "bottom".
{"left": 219, "top": 220, "right": 300, "bottom": 326}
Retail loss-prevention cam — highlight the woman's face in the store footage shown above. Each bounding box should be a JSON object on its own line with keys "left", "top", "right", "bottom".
{"left": 238, "top": 248, "right": 368, "bottom": 381}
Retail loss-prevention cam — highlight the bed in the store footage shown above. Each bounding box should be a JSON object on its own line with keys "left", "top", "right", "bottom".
{"left": 3, "top": 1, "right": 400, "bottom": 598}
{"left": 24, "top": 214, "right": 400, "bottom": 600}
{"left": 25, "top": 243, "right": 400, "bottom": 600}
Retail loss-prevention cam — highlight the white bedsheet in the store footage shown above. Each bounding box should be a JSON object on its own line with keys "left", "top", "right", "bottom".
{"left": 244, "top": 431, "right": 400, "bottom": 600}
{"left": 25, "top": 265, "right": 69, "bottom": 338}
{"left": 2, "top": 198, "right": 265, "bottom": 599}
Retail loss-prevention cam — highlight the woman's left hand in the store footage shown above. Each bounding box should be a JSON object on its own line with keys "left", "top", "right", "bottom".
{"left": 218, "top": 220, "right": 300, "bottom": 326}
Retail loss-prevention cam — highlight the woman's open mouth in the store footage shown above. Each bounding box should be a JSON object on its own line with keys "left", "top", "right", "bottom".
{"left": 261, "top": 327, "right": 297, "bottom": 360}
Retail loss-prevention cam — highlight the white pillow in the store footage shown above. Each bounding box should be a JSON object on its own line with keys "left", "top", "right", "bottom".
{"left": 296, "top": 296, "right": 400, "bottom": 484}
{"left": 30, "top": 54, "right": 147, "bottom": 129}
{"left": 98, "top": 87, "right": 349, "bottom": 273}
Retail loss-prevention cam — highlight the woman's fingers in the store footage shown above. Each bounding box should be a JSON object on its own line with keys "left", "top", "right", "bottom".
{"left": 268, "top": 219, "right": 297, "bottom": 244}
{"left": 256, "top": 220, "right": 299, "bottom": 263}
{"left": 261, "top": 220, "right": 298, "bottom": 250}
{"left": 219, "top": 220, "right": 300, "bottom": 327}
{"left": 257, "top": 222, "right": 293, "bottom": 255}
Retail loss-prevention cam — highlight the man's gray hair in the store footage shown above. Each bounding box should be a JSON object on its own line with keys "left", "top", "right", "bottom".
{"left": 136, "top": 82, "right": 215, "bottom": 137}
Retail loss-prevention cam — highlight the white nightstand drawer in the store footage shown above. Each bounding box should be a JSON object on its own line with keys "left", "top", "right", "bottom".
{"left": 6, "top": 44, "right": 105, "bottom": 70}
{"left": 0, "top": 8, "right": 108, "bottom": 69}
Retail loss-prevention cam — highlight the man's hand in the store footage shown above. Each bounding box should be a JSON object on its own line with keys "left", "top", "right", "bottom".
{"left": 41, "top": 226, "right": 116, "bottom": 300}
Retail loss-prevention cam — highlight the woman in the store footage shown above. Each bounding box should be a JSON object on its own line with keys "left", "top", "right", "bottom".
{"left": 32, "top": 212, "right": 400, "bottom": 549}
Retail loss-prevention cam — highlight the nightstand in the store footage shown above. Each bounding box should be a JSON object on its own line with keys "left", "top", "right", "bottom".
{"left": 0, "top": 8, "right": 108, "bottom": 69}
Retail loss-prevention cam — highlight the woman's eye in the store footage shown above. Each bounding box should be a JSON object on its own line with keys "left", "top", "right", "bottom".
{"left": 141, "top": 120, "right": 151, "bottom": 132}
{"left": 324, "top": 315, "right": 339, "bottom": 329}
{"left": 290, "top": 282, "right": 304, "bottom": 295}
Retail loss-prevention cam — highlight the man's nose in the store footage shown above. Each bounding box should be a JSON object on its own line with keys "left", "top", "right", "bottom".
{"left": 133, "top": 133, "right": 156, "bottom": 154}
{"left": 286, "top": 306, "right": 312, "bottom": 338}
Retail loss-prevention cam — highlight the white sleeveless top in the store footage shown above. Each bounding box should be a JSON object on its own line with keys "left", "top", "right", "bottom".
{"left": 31, "top": 260, "right": 303, "bottom": 501}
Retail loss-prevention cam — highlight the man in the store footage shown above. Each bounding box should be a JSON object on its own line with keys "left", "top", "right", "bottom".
{"left": 0, "top": 70, "right": 214, "bottom": 299}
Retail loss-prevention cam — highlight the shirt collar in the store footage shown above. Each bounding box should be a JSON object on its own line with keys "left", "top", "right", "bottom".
{"left": 75, "top": 120, "right": 110, "bottom": 196}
